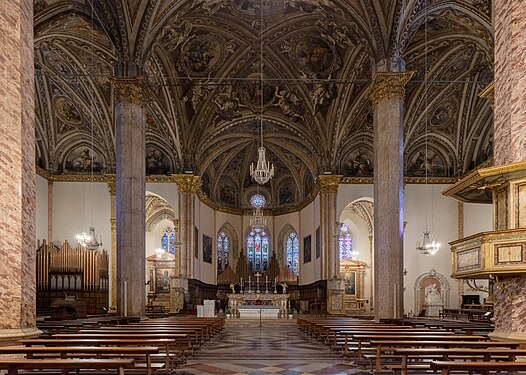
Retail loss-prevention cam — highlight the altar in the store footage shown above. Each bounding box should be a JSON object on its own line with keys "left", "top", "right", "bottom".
{"left": 227, "top": 293, "right": 289, "bottom": 319}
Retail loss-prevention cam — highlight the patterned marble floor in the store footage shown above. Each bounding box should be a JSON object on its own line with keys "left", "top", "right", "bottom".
{"left": 176, "top": 319, "right": 369, "bottom": 375}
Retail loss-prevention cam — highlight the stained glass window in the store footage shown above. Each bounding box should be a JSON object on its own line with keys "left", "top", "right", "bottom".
{"left": 161, "top": 227, "right": 176, "bottom": 254}
{"left": 246, "top": 227, "right": 269, "bottom": 272}
{"left": 217, "top": 230, "right": 230, "bottom": 272}
{"left": 286, "top": 232, "right": 299, "bottom": 275}
{"left": 338, "top": 224, "right": 353, "bottom": 260}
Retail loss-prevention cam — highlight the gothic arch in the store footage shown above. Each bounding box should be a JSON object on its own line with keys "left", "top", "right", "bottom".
{"left": 276, "top": 223, "right": 297, "bottom": 265}
{"left": 414, "top": 269, "right": 451, "bottom": 315}
{"left": 217, "top": 222, "right": 239, "bottom": 259}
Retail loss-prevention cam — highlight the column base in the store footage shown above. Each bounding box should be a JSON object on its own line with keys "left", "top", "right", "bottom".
{"left": 0, "top": 327, "right": 42, "bottom": 343}
{"left": 489, "top": 330, "right": 526, "bottom": 342}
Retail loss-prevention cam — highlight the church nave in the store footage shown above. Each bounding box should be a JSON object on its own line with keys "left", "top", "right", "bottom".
{"left": 179, "top": 320, "right": 365, "bottom": 375}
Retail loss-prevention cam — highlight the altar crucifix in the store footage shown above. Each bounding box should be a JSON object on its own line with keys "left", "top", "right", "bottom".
{"left": 254, "top": 272, "right": 262, "bottom": 293}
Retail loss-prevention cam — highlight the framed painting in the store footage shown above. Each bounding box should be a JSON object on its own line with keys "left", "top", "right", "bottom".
{"left": 203, "top": 234, "right": 212, "bottom": 264}
{"left": 303, "top": 235, "right": 311, "bottom": 263}
{"left": 194, "top": 226, "right": 199, "bottom": 259}
{"left": 315, "top": 226, "right": 321, "bottom": 259}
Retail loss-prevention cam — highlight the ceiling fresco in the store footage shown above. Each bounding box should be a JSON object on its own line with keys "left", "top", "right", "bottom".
{"left": 33, "top": 0, "right": 493, "bottom": 212}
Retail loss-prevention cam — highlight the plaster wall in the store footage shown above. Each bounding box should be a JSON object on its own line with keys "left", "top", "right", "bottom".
{"left": 51, "top": 182, "right": 111, "bottom": 250}
{"left": 300, "top": 198, "right": 317, "bottom": 285}
{"left": 195, "top": 201, "right": 215, "bottom": 285}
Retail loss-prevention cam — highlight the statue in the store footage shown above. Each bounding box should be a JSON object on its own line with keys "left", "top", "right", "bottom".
{"left": 280, "top": 283, "right": 288, "bottom": 294}
{"left": 230, "top": 282, "right": 236, "bottom": 294}
{"left": 425, "top": 283, "right": 442, "bottom": 305}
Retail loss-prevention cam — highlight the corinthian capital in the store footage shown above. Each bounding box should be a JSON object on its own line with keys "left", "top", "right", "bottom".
{"left": 112, "top": 76, "right": 150, "bottom": 104}
{"left": 317, "top": 175, "right": 342, "bottom": 194}
{"left": 369, "top": 71, "right": 414, "bottom": 104}
{"left": 173, "top": 174, "right": 201, "bottom": 194}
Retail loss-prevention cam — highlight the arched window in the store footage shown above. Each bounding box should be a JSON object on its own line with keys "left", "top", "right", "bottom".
{"left": 338, "top": 224, "right": 354, "bottom": 260}
{"left": 217, "top": 230, "right": 230, "bottom": 272}
{"left": 285, "top": 232, "right": 299, "bottom": 275}
{"left": 246, "top": 227, "right": 269, "bottom": 272}
{"left": 161, "top": 227, "right": 176, "bottom": 254}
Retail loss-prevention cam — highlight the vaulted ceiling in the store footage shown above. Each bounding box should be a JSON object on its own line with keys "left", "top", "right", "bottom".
{"left": 33, "top": 0, "right": 493, "bottom": 212}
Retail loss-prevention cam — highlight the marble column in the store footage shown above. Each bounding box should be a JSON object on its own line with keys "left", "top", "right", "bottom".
{"left": 490, "top": 0, "right": 526, "bottom": 340}
{"left": 106, "top": 176, "right": 117, "bottom": 311}
{"left": 0, "top": 0, "right": 41, "bottom": 340}
{"left": 369, "top": 71, "right": 413, "bottom": 320}
{"left": 317, "top": 175, "right": 341, "bottom": 281}
{"left": 173, "top": 175, "right": 200, "bottom": 280}
{"left": 114, "top": 77, "right": 148, "bottom": 317}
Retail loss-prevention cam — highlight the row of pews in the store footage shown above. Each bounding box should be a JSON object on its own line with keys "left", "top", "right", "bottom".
{"left": 0, "top": 315, "right": 225, "bottom": 374}
{"left": 298, "top": 316, "right": 526, "bottom": 374}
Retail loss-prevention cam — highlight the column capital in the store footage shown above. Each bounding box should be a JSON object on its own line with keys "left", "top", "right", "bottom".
{"left": 106, "top": 174, "right": 116, "bottom": 195}
{"left": 317, "top": 175, "right": 342, "bottom": 194}
{"left": 369, "top": 71, "right": 414, "bottom": 104}
{"left": 111, "top": 76, "right": 150, "bottom": 104}
{"left": 173, "top": 174, "right": 201, "bottom": 194}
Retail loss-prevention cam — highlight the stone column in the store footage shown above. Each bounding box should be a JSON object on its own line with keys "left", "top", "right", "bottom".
{"left": 0, "top": 0, "right": 41, "bottom": 340}
{"left": 318, "top": 175, "right": 342, "bottom": 281}
{"left": 490, "top": 0, "right": 526, "bottom": 340}
{"left": 369, "top": 71, "right": 413, "bottom": 320}
{"left": 48, "top": 180, "right": 53, "bottom": 241}
{"left": 114, "top": 77, "right": 148, "bottom": 317}
{"left": 106, "top": 176, "right": 117, "bottom": 311}
{"left": 173, "top": 174, "right": 200, "bottom": 279}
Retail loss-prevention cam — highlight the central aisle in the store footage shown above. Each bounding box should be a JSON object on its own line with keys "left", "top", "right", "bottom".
{"left": 179, "top": 319, "right": 368, "bottom": 375}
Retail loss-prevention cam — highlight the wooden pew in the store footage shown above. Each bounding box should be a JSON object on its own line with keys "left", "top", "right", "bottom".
{"left": 21, "top": 338, "right": 178, "bottom": 371}
{"left": 369, "top": 340, "right": 521, "bottom": 372}
{"left": 0, "top": 346, "right": 159, "bottom": 375}
{"left": 393, "top": 348, "right": 526, "bottom": 375}
{"left": 0, "top": 358, "right": 135, "bottom": 375}
{"left": 430, "top": 360, "right": 526, "bottom": 375}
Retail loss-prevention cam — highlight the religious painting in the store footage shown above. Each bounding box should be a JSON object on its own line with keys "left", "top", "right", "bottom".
{"left": 145, "top": 147, "right": 170, "bottom": 175}
{"left": 279, "top": 183, "right": 295, "bottom": 205}
{"left": 303, "top": 235, "right": 311, "bottom": 263}
{"left": 64, "top": 148, "right": 105, "bottom": 174}
{"left": 54, "top": 96, "right": 82, "bottom": 125}
{"left": 407, "top": 149, "right": 447, "bottom": 177}
{"left": 315, "top": 226, "right": 321, "bottom": 259}
{"left": 294, "top": 36, "right": 335, "bottom": 74}
{"left": 232, "top": 0, "right": 285, "bottom": 17}
{"left": 219, "top": 181, "right": 236, "bottom": 205}
{"left": 155, "top": 268, "right": 173, "bottom": 293}
{"left": 343, "top": 147, "right": 373, "bottom": 177}
{"left": 181, "top": 35, "right": 223, "bottom": 74}
{"left": 429, "top": 101, "right": 456, "bottom": 134}
{"left": 203, "top": 234, "right": 213, "bottom": 264}
{"left": 194, "top": 226, "right": 199, "bottom": 259}
{"left": 344, "top": 271, "right": 356, "bottom": 296}
{"left": 238, "top": 72, "right": 276, "bottom": 109}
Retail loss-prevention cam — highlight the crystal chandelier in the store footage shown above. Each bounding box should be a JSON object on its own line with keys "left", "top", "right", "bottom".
{"left": 77, "top": 226, "right": 102, "bottom": 250}
{"left": 249, "top": 6, "right": 274, "bottom": 185}
{"left": 249, "top": 193, "right": 267, "bottom": 229}
{"left": 416, "top": 231, "right": 440, "bottom": 256}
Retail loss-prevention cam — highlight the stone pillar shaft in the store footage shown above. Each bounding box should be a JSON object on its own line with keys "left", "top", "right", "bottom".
{"left": 370, "top": 71, "right": 413, "bottom": 320}
{"left": 174, "top": 175, "right": 200, "bottom": 279}
{"left": 107, "top": 177, "right": 116, "bottom": 310}
{"left": 114, "top": 78, "right": 147, "bottom": 317}
{"left": 493, "top": 0, "right": 526, "bottom": 165}
{"left": 0, "top": 0, "right": 40, "bottom": 340}
{"left": 318, "top": 175, "right": 341, "bottom": 280}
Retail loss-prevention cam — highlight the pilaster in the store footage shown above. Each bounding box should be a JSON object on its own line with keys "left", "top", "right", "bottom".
{"left": 107, "top": 176, "right": 117, "bottom": 311}
{"left": 173, "top": 174, "right": 201, "bottom": 280}
{"left": 317, "top": 175, "right": 341, "bottom": 281}
{"left": 370, "top": 71, "right": 413, "bottom": 320}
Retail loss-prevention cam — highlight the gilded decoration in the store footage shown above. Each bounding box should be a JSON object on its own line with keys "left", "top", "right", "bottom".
{"left": 112, "top": 77, "right": 151, "bottom": 105}
{"left": 173, "top": 174, "right": 201, "bottom": 194}
{"left": 107, "top": 176, "right": 116, "bottom": 195}
{"left": 317, "top": 175, "right": 342, "bottom": 194}
{"left": 368, "top": 71, "right": 414, "bottom": 104}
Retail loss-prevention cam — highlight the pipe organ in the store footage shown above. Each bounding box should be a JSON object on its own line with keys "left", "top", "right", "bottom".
{"left": 37, "top": 240, "right": 109, "bottom": 316}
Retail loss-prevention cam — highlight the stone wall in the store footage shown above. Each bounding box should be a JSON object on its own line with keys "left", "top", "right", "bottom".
{"left": 493, "top": 275, "right": 526, "bottom": 337}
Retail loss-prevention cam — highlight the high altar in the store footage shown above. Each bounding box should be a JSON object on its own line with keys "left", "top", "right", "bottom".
{"left": 227, "top": 292, "right": 289, "bottom": 319}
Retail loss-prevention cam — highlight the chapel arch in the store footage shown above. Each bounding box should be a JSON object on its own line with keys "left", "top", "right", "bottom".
{"left": 414, "top": 269, "right": 451, "bottom": 316}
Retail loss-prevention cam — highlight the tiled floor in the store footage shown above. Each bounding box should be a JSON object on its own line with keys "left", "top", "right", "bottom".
{"left": 177, "top": 319, "right": 369, "bottom": 375}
